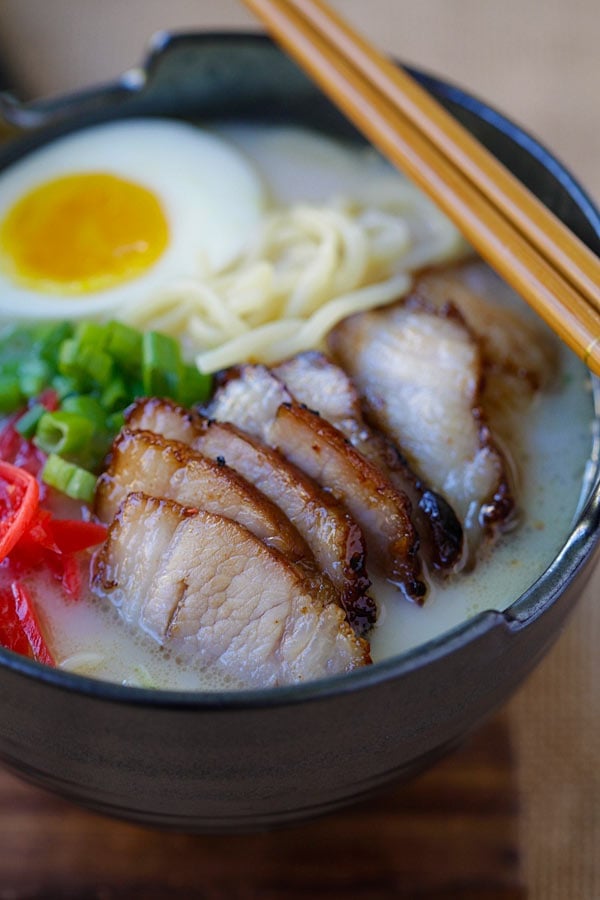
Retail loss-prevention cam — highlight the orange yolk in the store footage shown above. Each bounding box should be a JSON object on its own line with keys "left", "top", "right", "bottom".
{"left": 0, "top": 172, "right": 169, "bottom": 294}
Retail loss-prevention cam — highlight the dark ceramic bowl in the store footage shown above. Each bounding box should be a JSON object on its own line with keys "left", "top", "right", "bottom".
{"left": 0, "top": 33, "right": 598, "bottom": 832}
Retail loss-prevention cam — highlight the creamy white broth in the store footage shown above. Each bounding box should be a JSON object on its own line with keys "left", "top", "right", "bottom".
{"left": 33, "top": 570, "right": 245, "bottom": 689}
{"left": 26, "top": 125, "right": 598, "bottom": 688}
{"left": 371, "top": 340, "right": 594, "bottom": 658}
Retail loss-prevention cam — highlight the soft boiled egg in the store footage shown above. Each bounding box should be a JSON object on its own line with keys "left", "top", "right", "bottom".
{"left": 0, "top": 118, "right": 266, "bottom": 320}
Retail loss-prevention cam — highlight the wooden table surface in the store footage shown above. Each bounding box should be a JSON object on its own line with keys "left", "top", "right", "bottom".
{"left": 0, "top": 715, "right": 523, "bottom": 899}
{"left": 0, "top": 2, "right": 598, "bottom": 898}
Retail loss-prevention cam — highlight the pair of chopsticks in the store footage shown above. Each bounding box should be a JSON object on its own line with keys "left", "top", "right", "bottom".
{"left": 242, "top": 0, "right": 600, "bottom": 376}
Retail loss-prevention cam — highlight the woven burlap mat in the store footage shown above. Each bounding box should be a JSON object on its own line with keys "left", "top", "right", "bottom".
{"left": 510, "top": 561, "right": 600, "bottom": 899}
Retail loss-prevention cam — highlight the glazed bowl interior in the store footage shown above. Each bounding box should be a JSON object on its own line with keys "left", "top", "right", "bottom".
{"left": 0, "top": 32, "right": 598, "bottom": 831}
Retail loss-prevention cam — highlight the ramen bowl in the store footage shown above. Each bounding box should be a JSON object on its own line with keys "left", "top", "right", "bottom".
{"left": 0, "top": 32, "right": 598, "bottom": 832}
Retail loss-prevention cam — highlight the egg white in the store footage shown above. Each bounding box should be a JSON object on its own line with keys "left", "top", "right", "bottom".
{"left": 0, "top": 118, "right": 266, "bottom": 320}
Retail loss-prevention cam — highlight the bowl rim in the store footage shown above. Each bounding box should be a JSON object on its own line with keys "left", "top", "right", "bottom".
{"left": 0, "top": 29, "right": 599, "bottom": 709}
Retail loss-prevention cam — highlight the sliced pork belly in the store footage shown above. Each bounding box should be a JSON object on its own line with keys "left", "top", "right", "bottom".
{"left": 93, "top": 489, "right": 180, "bottom": 627}
{"left": 124, "top": 395, "right": 200, "bottom": 444}
{"left": 210, "top": 368, "right": 426, "bottom": 600}
{"left": 410, "top": 262, "right": 559, "bottom": 454}
{"left": 274, "top": 352, "right": 463, "bottom": 572}
{"left": 275, "top": 352, "right": 363, "bottom": 435}
{"left": 330, "top": 298, "right": 514, "bottom": 553}
{"left": 204, "top": 364, "right": 291, "bottom": 443}
{"left": 270, "top": 403, "right": 426, "bottom": 601}
{"left": 411, "top": 262, "right": 557, "bottom": 391}
{"left": 126, "top": 397, "right": 375, "bottom": 634}
{"left": 95, "top": 428, "right": 312, "bottom": 569}
{"left": 193, "top": 421, "right": 376, "bottom": 634}
{"left": 94, "top": 493, "right": 370, "bottom": 687}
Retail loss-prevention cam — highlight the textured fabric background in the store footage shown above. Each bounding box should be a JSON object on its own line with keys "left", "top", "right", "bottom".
{"left": 0, "top": 2, "right": 598, "bottom": 897}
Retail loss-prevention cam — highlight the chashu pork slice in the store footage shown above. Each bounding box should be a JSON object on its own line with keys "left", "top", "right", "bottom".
{"left": 208, "top": 367, "right": 427, "bottom": 601}
{"left": 192, "top": 420, "right": 376, "bottom": 634}
{"left": 411, "top": 262, "right": 557, "bottom": 392}
{"left": 410, "top": 262, "right": 559, "bottom": 452}
{"left": 270, "top": 403, "right": 426, "bottom": 601}
{"left": 93, "top": 492, "right": 370, "bottom": 687}
{"left": 124, "top": 395, "right": 200, "bottom": 445}
{"left": 274, "top": 352, "right": 463, "bottom": 573}
{"left": 329, "top": 298, "right": 514, "bottom": 553}
{"left": 126, "top": 397, "right": 375, "bottom": 635}
{"left": 95, "top": 428, "right": 312, "bottom": 570}
{"left": 204, "top": 364, "right": 292, "bottom": 445}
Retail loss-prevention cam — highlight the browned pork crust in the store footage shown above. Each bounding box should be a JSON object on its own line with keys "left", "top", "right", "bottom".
{"left": 95, "top": 428, "right": 313, "bottom": 571}
{"left": 125, "top": 396, "right": 375, "bottom": 634}
{"left": 275, "top": 351, "right": 463, "bottom": 572}
{"left": 209, "top": 366, "right": 427, "bottom": 601}
{"left": 329, "top": 295, "right": 514, "bottom": 559}
{"left": 270, "top": 402, "right": 426, "bottom": 601}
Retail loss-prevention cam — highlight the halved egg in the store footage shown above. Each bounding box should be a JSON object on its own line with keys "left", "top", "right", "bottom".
{"left": 0, "top": 118, "right": 266, "bottom": 320}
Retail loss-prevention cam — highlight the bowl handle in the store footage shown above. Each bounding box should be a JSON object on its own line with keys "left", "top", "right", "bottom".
{"left": 0, "top": 70, "right": 143, "bottom": 136}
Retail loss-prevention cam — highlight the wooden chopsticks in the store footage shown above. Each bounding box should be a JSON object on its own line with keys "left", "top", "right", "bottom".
{"left": 242, "top": 0, "right": 600, "bottom": 376}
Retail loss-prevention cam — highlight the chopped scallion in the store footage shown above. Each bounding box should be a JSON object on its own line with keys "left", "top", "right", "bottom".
{"left": 58, "top": 339, "right": 113, "bottom": 391}
{"left": 35, "top": 410, "right": 95, "bottom": 457}
{"left": 106, "top": 320, "right": 143, "bottom": 373}
{"left": 106, "top": 410, "right": 125, "bottom": 433}
{"left": 19, "top": 358, "right": 53, "bottom": 398}
{"left": 100, "top": 376, "right": 128, "bottom": 412}
{"left": 74, "top": 321, "right": 109, "bottom": 350}
{"left": 142, "top": 331, "right": 181, "bottom": 396}
{"left": 61, "top": 394, "right": 107, "bottom": 427}
{"left": 1, "top": 318, "right": 213, "bottom": 504}
{"left": 177, "top": 363, "right": 213, "bottom": 406}
{"left": 0, "top": 374, "right": 23, "bottom": 412}
{"left": 41, "top": 453, "right": 97, "bottom": 503}
{"left": 50, "top": 374, "right": 80, "bottom": 401}
{"left": 15, "top": 402, "right": 46, "bottom": 438}
{"left": 36, "top": 321, "right": 73, "bottom": 364}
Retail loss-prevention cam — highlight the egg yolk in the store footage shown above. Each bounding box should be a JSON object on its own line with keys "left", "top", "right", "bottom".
{"left": 0, "top": 173, "right": 169, "bottom": 294}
